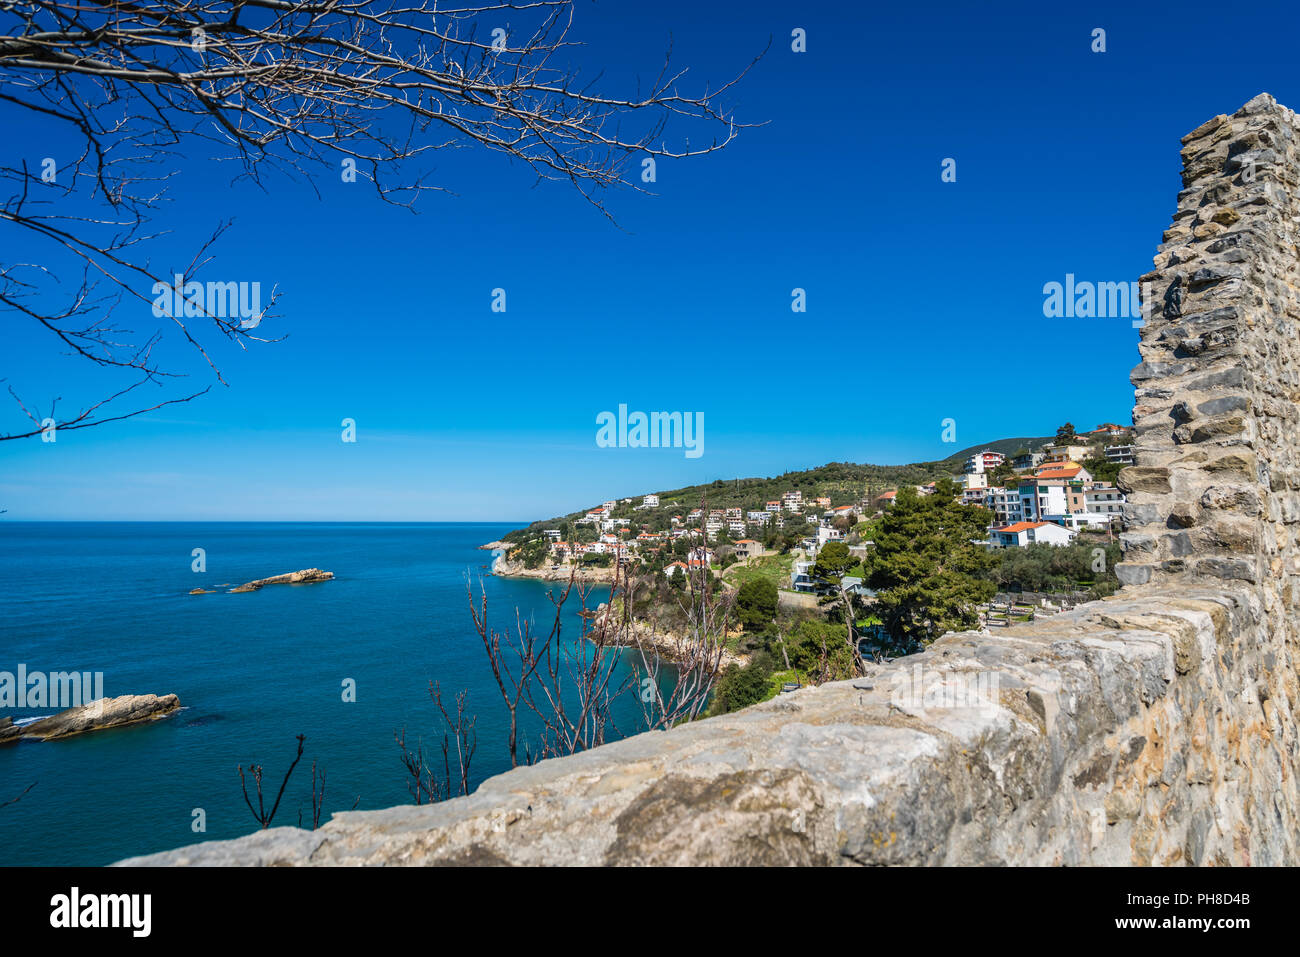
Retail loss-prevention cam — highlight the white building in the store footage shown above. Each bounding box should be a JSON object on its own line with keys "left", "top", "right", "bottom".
{"left": 1084, "top": 485, "right": 1126, "bottom": 518}
{"left": 1042, "top": 444, "right": 1090, "bottom": 464}
{"left": 988, "top": 521, "right": 1077, "bottom": 548}
{"left": 791, "top": 559, "right": 816, "bottom": 593}
{"left": 1056, "top": 512, "right": 1114, "bottom": 530}
{"left": 964, "top": 450, "right": 1005, "bottom": 474}
{"left": 817, "top": 525, "right": 845, "bottom": 546}
{"left": 989, "top": 487, "right": 1022, "bottom": 525}
{"left": 642, "top": 494, "right": 659, "bottom": 507}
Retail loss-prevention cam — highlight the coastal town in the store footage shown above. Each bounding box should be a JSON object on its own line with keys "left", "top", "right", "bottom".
{"left": 493, "top": 422, "right": 1133, "bottom": 594}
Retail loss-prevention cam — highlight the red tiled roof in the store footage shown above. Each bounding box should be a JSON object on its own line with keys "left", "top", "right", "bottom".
{"left": 994, "top": 521, "right": 1050, "bottom": 533}
{"left": 1036, "top": 465, "right": 1083, "bottom": 479}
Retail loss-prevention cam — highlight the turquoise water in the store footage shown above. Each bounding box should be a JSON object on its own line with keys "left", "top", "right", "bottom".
{"left": 0, "top": 522, "right": 652, "bottom": 866}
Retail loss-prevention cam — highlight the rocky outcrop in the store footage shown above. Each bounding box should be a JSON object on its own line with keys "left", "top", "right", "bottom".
{"left": 20, "top": 694, "right": 181, "bottom": 741}
{"left": 601, "top": 614, "right": 750, "bottom": 671}
{"left": 0, "top": 716, "right": 19, "bottom": 745}
{"left": 490, "top": 554, "right": 616, "bottom": 584}
{"left": 118, "top": 95, "right": 1300, "bottom": 867}
{"left": 230, "top": 568, "right": 334, "bottom": 593}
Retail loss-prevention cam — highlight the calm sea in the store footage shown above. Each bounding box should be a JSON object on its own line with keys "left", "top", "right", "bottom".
{"left": 0, "top": 522, "right": 653, "bottom": 866}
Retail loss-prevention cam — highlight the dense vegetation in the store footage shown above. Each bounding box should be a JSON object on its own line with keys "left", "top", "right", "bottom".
{"left": 986, "top": 540, "right": 1122, "bottom": 597}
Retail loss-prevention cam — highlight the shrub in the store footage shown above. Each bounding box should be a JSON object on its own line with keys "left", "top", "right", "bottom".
{"left": 735, "top": 577, "right": 778, "bottom": 630}
{"left": 708, "top": 652, "right": 775, "bottom": 716}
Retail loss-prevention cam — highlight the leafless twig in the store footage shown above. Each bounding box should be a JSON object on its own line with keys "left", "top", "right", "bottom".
{"left": 0, "top": 780, "right": 36, "bottom": 809}
{"left": 1, "top": 1, "right": 759, "bottom": 440}
{"left": 237, "top": 732, "right": 305, "bottom": 828}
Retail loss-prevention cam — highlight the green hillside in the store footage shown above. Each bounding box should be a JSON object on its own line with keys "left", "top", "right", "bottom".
{"left": 935, "top": 435, "right": 1059, "bottom": 470}
{"left": 502, "top": 433, "right": 1066, "bottom": 543}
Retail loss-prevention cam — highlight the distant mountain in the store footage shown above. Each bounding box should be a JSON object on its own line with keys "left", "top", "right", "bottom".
{"left": 935, "top": 435, "right": 1059, "bottom": 470}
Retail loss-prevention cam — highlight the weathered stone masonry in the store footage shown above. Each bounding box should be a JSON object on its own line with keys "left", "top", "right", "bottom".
{"left": 121, "top": 95, "right": 1300, "bottom": 866}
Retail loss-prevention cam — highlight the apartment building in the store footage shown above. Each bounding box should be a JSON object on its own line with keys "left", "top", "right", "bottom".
{"left": 964, "top": 450, "right": 1005, "bottom": 474}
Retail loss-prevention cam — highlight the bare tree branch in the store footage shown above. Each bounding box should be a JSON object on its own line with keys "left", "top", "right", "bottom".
{"left": 1, "top": 1, "right": 759, "bottom": 439}
{"left": 0, "top": 780, "right": 37, "bottom": 809}
{"left": 236, "top": 732, "right": 305, "bottom": 828}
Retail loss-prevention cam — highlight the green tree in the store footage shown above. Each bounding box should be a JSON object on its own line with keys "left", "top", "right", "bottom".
{"left": 709, "top": 653, "right": 775, "bottom": 716}
{"left": 865, "top": 480, "right": 996, "bottom": 646}
{"left": 1082, "top": 454, "right": 1122, "bottom": 485}
{"left": 988, "top": 461, "right": 1016, "bottom": 487}
{"left": 735, "top": 577, "right": 778, "bottom": 630}
{"left": 785, "top": 620, "right": 857, "bottom": 681}
{"left": 518, "top": 536, "right": 550, "bottom": 569}
{"left": 1055, "top": 422, "right": 1076, "bottom": 444}
{"left": 812, "top": 540, "right": 854, "bottom": 583}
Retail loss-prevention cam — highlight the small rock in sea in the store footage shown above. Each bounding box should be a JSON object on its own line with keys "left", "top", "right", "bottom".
{"left": 189, "top": 588, "right": 215, "bottom": 595}
{"left": 19, "top": 694, "right": 181, "bottom": 741}
{"left": 230, "top": 568, "right": 334, "bottom": 593}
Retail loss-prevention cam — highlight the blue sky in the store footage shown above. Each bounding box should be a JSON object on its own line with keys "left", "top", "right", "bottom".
{"left": 3, "top": 0, "right": 1299, "bottom": 521}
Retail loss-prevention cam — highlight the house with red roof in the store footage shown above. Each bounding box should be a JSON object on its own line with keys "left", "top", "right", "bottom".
{"left": 988, "top": 521, "right": 1077, "bottom": 548}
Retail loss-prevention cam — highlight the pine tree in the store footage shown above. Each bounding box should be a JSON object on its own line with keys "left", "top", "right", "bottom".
{"left": 865, "top": 479, "right": 996, "bottom": 646}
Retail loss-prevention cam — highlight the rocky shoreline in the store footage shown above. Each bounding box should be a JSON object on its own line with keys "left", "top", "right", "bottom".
{"left": 485, "top": 548, "right": 617, "bottom": 584}
{"left": 593, "top": 614, "right": 749, "bottom": 672}
{"left": 483, "top": 543, "right": 745, "bottom": 670}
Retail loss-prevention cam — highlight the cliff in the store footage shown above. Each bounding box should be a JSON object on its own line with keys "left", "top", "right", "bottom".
{"left": 490, "top": 554, "right": 617, "bottom": 584}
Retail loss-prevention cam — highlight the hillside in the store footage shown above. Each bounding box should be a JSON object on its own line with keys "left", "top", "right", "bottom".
{"left": 501, "top": 432, "right": 1071, "bottom": 542}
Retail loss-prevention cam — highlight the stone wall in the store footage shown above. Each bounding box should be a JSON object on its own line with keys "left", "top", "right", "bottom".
{"left": 119, "top": 95, "right": 1300, "bottom": 867}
